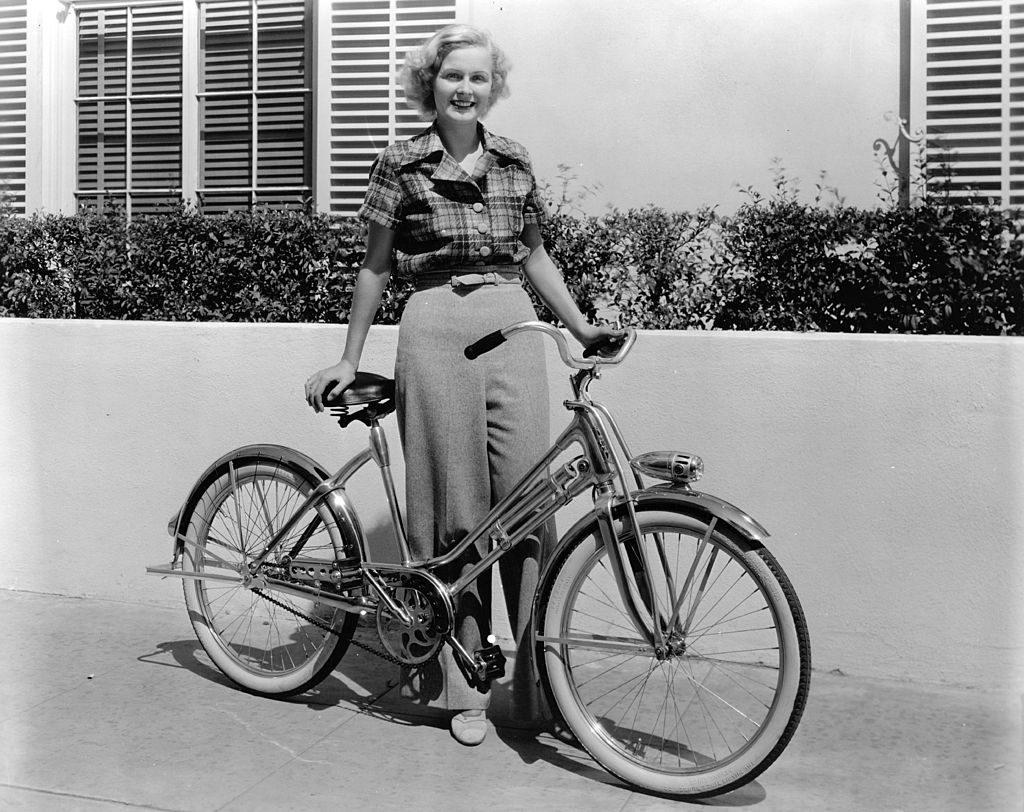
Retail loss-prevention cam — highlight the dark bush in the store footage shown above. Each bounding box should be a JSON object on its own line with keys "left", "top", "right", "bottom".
{"left": 1, "top": 195, "right": 1021, "bottom": 334}
{"left": 716, "top": 198, "right": 1024, "bottom": 334}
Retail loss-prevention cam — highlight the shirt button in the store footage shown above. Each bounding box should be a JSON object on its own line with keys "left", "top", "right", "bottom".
{"left": 476, "top": 222, "right": 489, "bottom": 233}
{"left": 479, "top": 245, "right": 493, "bottom": 257}
{"left": 473, "top": 202, "right": 484, "bottom": 213}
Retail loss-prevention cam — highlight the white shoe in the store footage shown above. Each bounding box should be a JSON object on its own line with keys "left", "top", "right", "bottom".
{"left": 450, "top": 709, "right": 487, "bottom": 746}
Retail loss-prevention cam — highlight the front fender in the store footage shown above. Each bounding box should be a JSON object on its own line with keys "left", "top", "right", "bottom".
{"left": 634, "top": 484, "right": 770, "bottom": 542}
{"left": 168, "top": 444, "right": 363, "bottom": 561}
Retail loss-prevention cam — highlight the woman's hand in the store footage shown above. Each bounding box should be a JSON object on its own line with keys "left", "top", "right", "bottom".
{"left": 304, "top": 360, "right": 356, "bottom": 413}
{"left": 572, "top": 322, "right": 627, "bottom": 355}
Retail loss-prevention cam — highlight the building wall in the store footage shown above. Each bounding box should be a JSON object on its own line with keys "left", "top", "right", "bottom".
{"left": 1, "top": 319, "right": 1021, "bottom": 692}
{"left": 471, "top": 0, "right": 900, "bottom": 212}
{"left": 20, "top": 0, "right": 900, "bottom": 215}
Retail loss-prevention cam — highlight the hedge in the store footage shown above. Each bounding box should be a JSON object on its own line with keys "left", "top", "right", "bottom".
{"left": 1, "top": 196, "right": 1022, "bottom": 334}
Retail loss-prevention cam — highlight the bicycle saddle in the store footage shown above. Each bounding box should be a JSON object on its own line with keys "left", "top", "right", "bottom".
{"left": 323, "top": 371, "right": 395, "bottom": 407}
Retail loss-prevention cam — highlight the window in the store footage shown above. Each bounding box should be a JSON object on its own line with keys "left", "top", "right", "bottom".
{"left": 198, "top": 0, "right": 312, "bottom": 213}
{"left": 0, "top": 0, "right": 27, "bottom": 215}
{"left": 921, "top": 0, "right": 1024, "bottom": 207}
{"left": 62, "top": 0, "right": 458, "bottom": 216}
{"left": 77, "top": 3, "right": 184, "bottom": 214}
{"left": 75, "top": 0, "right": 312, "bottom": 216}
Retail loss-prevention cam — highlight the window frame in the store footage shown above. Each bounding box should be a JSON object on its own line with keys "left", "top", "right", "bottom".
{"left": 34, "top": 0, "right": 464, "bottom": 216}
{"left": 195, "top": 0, "right": 314, "bottom": 213}
{"left": 73, "top": 0, "right": 187, "bottom": 215}
{"left": 71, "top": 0, "right": 315, "bottom": 216}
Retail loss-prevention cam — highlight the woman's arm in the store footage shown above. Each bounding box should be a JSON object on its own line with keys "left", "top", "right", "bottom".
{"left": 305, "top": 221, "right": 396, "bottom": 412}
{"left": 521, "top": 224, "right": 621, "bottom": 347}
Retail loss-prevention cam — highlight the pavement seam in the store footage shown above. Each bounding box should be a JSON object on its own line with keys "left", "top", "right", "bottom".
{"left": 0, "top": 782, "right": 180, "bottom": 811}
{"left": 206, "top": 680, "right": 405, "bottom": 811}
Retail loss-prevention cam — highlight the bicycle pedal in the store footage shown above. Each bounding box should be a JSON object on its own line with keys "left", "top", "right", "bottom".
{"left": 473, "top": 644, "right": 506, "bottom": 681}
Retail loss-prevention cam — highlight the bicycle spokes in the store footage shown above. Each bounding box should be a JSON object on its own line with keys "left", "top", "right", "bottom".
{"left": 547, "top": 521, "right": 790, "bottom": 776}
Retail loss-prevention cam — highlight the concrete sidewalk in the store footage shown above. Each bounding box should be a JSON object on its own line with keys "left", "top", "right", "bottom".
{"left": 0, "top": 589, "right": 1019, "bottom": 812}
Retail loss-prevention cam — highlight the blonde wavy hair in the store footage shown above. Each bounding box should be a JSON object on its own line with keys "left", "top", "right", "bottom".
{"left": 400, "top": 24, "right": 511, "bottom": 118}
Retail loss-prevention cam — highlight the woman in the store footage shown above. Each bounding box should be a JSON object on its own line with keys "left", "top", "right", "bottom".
{"left": 305, "top": 24, "right": 620, "bottom": 746}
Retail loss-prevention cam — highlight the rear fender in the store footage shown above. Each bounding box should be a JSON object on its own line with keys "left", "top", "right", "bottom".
{"left": 167, "top": 444, "right": 364, "bottom": 561}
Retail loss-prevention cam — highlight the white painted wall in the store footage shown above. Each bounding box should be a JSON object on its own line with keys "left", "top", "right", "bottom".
{"left": 471, "top": 0, "right": 900, "bottom": 212}
{"left": 25, "top": 0, "right": 900, "bottom": 215}
{"left": 1, "top": 319, "right": 1021, "bottom": 692}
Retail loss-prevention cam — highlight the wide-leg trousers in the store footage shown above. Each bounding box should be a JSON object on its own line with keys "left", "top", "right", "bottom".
{"left": 395, "top": 281, "right": 553, "bottom": 716}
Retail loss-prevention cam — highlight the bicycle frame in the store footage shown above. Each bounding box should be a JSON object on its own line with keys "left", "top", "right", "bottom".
{"left": 148, "top": 322, "right": 758, "bottom": 656}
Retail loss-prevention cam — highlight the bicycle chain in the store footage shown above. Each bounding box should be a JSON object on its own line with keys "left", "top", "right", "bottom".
{"left": 252, "top": 587, "right": 442, "bottom": 670}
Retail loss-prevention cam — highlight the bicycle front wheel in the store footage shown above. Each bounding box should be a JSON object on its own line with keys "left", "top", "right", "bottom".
{"left": 181, "top": 457, "right": 357, "bottom": 697}
{"left": 539, "top": 507, "right": 810, "bottom": 798}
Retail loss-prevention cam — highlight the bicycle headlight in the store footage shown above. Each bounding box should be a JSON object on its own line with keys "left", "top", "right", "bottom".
{"left": 630, "top": 451, "right": 704, "bottom": 484}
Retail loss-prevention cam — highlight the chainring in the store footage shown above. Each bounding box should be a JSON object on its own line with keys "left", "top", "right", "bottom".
{"left": 376, "top": 576, "right": 449, "bottom": 666}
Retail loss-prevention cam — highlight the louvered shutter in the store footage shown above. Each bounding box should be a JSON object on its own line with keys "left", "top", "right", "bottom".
{"left": 200, "top": 1, "right": 254, "bottom": 212}
{"left": 76, "top": 3, "right": 182, "bottom": 216}
{"left": 0, "top": 1, "right": 27, "bottom": 215}
{"left": 1012, "top": 2, "right": 1023, "bottom": 206}
{"left": 131, "top": 5, "right": 184, "bottom": 214}
{"left": 924, "top": 0, "right": 1024, "bottom": 207}
{"left": 198, "top": 0, "right": 310, "bottom": 214}
{"left": 329, "top": 0, "right": 456, "bottom": 215}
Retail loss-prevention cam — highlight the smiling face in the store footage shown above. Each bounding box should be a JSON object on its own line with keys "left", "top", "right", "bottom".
{"left": 432, "top": 45, "right": 493, "bottom": 127}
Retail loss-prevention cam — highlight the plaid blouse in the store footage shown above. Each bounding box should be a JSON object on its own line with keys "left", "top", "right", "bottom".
{"left": 358, "top": 124, "right": 548, "bottom": 278}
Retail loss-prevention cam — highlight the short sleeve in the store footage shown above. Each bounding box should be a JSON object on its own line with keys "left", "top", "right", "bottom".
{"left": 521, "top": 158, "right": 549, "bottom": 230}
{"left": 358, "top": 152, "right": 402, "bottom": 229}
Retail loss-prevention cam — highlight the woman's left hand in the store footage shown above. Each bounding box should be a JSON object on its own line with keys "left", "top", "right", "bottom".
{"left": 573, "top": 322, "right": 626, "bottom": 353}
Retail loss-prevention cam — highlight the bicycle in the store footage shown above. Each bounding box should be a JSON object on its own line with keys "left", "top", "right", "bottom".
{"left": 147, "top": 321, "right": 810, "bottom": 799}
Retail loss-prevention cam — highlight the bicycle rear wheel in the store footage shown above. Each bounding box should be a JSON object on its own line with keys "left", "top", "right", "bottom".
{"left": 181, "top": 457, "right": 356, "bottom": 697}
{"left": 539, "top": 507, "right": 810, "bottom": 798}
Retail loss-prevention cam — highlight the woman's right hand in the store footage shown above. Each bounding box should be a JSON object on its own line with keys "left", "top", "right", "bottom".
{"left": 304, "top": 360, "right": 356, "bottom": 413}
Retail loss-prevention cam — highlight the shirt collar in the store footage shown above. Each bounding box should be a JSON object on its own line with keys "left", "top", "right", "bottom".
{"left": 395, "top": 123, "right": 529, "bottom": 169}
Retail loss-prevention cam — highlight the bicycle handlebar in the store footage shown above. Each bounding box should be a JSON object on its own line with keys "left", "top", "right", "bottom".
{"left": 464, "top": 321, "right": 637, "bottom": 369}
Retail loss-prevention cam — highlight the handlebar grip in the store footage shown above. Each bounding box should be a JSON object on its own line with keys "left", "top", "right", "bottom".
{"left": 464, "top": 330, "right": 507, "bottom": 360}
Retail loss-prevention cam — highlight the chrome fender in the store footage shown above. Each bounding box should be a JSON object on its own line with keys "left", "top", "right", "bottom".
{"left": 168, "top": 444, "right": 365, "bottom": 561}
{"left": 632, "top": 484, "right": 770, "bottom": 542}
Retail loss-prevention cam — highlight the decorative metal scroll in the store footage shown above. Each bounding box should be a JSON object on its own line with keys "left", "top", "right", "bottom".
{"left": 873, "top": 112, "right": 924, "bottom": 208}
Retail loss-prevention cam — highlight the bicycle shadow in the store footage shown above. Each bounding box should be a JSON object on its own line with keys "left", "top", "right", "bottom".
{"left": 137, "top": 638, "right": 767, "bottom": 804}
{"left": 136, "top": 631, "right": 403, "bottom": 713}
{"left": 491, "top": 717, "right": 768, "bottom": 807}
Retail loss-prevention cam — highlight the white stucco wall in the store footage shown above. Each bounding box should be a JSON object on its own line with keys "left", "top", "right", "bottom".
{"left": 25, "top": 0, "right": 901, "bottom": 215}
{"left": 1, "top": 319, "right": 1021, "bottom": 693}
{"left": 472, "top": 0, "right": 900, "bottom": 212}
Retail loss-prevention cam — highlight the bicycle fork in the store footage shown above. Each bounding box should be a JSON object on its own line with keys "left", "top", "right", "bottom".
{"left": 592, "top": 489, "right": 674, "bottom": 653}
